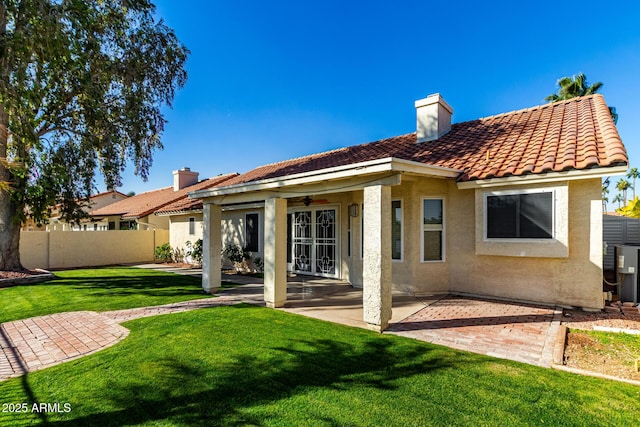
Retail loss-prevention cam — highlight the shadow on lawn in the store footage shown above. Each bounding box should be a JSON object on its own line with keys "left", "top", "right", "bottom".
{"left": 46, "top": 308, "right": 464, "bottom": 426}
{"left": 48, "top": 274, "right": 205, "bottom": 298}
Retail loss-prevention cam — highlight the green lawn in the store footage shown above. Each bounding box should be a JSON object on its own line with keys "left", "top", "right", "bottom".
{"left": 0, "top": 267, "right": 223, "bottom": 323}
{"left": 1, "top": 305, "right": 638, "bottom": 426}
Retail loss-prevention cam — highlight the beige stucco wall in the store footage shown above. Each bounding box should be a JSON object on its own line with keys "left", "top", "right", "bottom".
{"left": 168, "top": 213, "right": 203, "bottom": 253}
{"left": 347, "top": 178, "right": 450, "bottom": 295}
{"left": 168, "top": 208, "right": 270, "bottom": 268}
{"left": 20, "top": 229, "right": 169, "bottom": 270}
{"left": 220, "top": 208, "right": 265, "bottom": 269}
{"left": 448, "top": 178, "right": 603, "bottom": 309}
{"left": 140, "top": 214, "right": 169, "bottom": 230}
{"left": 343, "top": 176, "right": 602, "bottom": 308}
{"left": 194, "top": 175, "right": 603, "bottom": 309}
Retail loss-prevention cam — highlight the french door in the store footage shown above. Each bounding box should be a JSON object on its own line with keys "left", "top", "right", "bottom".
{"left": 288, "top": 207, "right": 339, "bottom": 278}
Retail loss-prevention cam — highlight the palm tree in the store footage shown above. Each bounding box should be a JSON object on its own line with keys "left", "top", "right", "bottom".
{"left": 602, "top": 182, "right": 610, "bottom": 212}
{"left": 613, "top": 194, "right": 624, "bottom": 209}
{"left": 617, "top": 178, "right": 631, "bottom": 203}
{"left": 546, "top": 73, "right": 603, "bottom": 102}
{"left": 546, "top": 73, "right": 617, "bottom": 123}
{"left": 627, "top": 167, "right": 639, "bottom": 199}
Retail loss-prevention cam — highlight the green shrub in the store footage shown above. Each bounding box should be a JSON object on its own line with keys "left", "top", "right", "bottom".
{"left": 154, "top": 243, "right": 173, "bottom": 263}
{"left": 185, "top": 239, "right": 203, "bottom": 266}
{"left": 172, "top": 247, "right": 185, "bottom": 263}
{"left": 253, "top": 256, "right": 264, "bottom": 273}
{"left": 222, "top": 244, "right": 252, "bottom": 270}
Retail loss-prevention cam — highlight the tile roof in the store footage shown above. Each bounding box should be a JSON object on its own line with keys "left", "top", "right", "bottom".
{"left": 216, "top": 94, "right": 627, "bottom": 187}
{"left": 90, "top": 173, "right": 238, "bottom": 219}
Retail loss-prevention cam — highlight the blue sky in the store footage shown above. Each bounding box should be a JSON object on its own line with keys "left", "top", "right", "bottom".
{"left": 111, "top": 1, "right": 640, "bottom": 206}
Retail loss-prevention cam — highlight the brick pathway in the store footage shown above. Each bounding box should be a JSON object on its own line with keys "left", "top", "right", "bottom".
{"left": 0, "top": 296, "right": 238, "bottom": 382}
{"left": 388, "top": 296, "right": 562, "bottom": 366}
{"left": 0, "top": 312, "right": 129, "bottom": 380}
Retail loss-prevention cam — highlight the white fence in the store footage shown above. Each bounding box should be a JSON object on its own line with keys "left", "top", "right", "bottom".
{"left": 20, "top": 230, "right": 169, "bottom": 270}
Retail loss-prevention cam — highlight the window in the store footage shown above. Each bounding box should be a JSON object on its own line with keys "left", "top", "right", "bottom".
{"left": 245, "top": 213, "right": 259, "bottom": 252}
{"left": 119, "top": 221, "right": 136, "bottom": 230}
{"left": 422, "top": 198, "right": 444, "bottom": 261}
{"left": 391, "top": 200, "right": 402, "bottom": 260}
{"left": 486, "top": 191, "right": 553, "bottom": 239}
{"left": 188, "top": 217, "right": 196, "bottom": 235}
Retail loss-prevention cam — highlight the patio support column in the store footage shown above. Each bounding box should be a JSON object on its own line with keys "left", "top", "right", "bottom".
{"left": 264, "top": 197, "right": 287, "bottom": 308}
{"left": 202, "top": 203, "right": 222, "bottom": 293}
{"left": 362, "top": 184, "right": 392, "bottom": 331}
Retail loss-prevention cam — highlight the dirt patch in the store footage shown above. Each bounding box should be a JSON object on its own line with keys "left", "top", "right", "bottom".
{"left": 157, "top": 262, "right": 199, "bottom": 269}
{"left": 562, "top": 303, "right": 640, "bottom": 381}
{"left": 565, "top": 330, "right": 640, "bottom": 381}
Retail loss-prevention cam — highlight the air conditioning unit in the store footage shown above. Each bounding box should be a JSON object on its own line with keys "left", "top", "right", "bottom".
{"left": 614, "top": 245, "right": 640, "bottom": 304}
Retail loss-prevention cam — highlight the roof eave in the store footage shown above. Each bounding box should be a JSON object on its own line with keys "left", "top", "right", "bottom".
{"left": 456, "top": 165, "right": 629, "bottom": 189}
{"left": 155, "top": 208, "right": 203, "bottom": 217}
{"left": 189, "top": 157, "right": 462, "bottom": 199}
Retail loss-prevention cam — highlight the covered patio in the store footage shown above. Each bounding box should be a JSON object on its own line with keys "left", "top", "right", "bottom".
{"left": 190, "top": 157, "right": 461, "bottom": 332}
{"left": 220, "top": 271, "right": 434, "bottom": 328}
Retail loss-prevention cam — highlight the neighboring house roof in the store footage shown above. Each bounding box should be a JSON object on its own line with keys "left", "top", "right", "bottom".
{"left": 155, "top": 175, "right": 240, "bottom": 214}
{"left": 213, "top": 94, "right": 627, "bottom": 187}
{"left": 90, "top": 173, "right": 238, "bottom": 219}
{"left": 91, "top": 190, "right": 130, "bottom": 199}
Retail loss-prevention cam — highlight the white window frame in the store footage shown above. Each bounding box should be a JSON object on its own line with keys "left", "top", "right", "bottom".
{"left": 392, "top": 199, "right": 404, "bottom": 262}
{"left": 421, "top": 197, "right": 446, "bottom": 263}
{"left": 475, "top": 185, "right": 568, "bottom": 258}
{"left": 483, "top": 188, "right": 556, "bottom": 242}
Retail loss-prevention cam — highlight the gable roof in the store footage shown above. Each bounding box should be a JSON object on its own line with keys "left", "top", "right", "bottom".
{"left": 90, "top": 173, "right": 238, "bottom": 219}
{"left": 211, "top": 94, "right": 626, "bottom": 188}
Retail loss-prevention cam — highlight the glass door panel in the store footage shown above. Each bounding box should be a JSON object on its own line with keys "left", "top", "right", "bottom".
{"left": 315, "top": 209, "right": 336, "bottom": 275}
{"left": 289, "top": 208, "right": 338, "bottom": 278}
{"left": 293, "top": 211, "right": 312, "bottom": 272}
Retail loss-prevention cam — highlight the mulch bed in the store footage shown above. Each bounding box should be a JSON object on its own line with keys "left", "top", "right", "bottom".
{"left": 0, "top": 269, "right": 44, "bottom": 280}
{"left": 0, "top": 269, "right": 55, "bottom": 288}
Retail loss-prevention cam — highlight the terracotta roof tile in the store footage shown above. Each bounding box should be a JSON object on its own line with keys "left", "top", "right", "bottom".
{"left": 153, "top": 173, "right": 240, "bottom": 214}
{"left": 216, "top": 94, "right": 626, "bottom": 187}
{"left": 90, "top": 173, "right": 238, "bottom": 218}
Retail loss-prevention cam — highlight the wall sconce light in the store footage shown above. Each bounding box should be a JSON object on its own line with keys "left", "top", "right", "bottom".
{"left": 303, "top": 196, "right": 312, "bottom": 206}
{"left": 348, "top": 204, "right": 359, "bottom": 217}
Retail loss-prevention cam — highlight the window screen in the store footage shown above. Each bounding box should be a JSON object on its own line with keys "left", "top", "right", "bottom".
{"left": 486, "top": 192, "right": 553, "bottom": 239}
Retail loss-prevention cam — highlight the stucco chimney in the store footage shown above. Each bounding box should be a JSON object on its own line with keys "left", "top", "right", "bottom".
{"left": 415, "top": 93, "right": 453, "bottom": 143}
{"left": 173, "top": 167, "right": 199, "bottom": 191}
